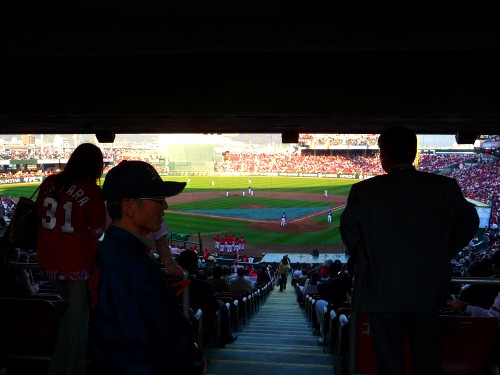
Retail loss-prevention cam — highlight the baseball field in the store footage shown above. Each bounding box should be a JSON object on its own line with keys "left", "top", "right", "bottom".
{"left": 1, "top": 176, "right": 358, "bottom": 256}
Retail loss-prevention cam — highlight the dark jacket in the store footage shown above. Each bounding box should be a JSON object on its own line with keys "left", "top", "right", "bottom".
{"left": 188, "top": 276, "right": 220, "bottom": 313}
{"left": 89, "top": 226, "right": 198, "bottom": 375}
{"left": 317, "top": 275, "right": 352, "bottom": 309}
{"left": 340, "top": 167, "right": 479, "bottom": 313}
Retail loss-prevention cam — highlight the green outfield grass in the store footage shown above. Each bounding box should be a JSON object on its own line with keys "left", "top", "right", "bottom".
{"left": 163, "top": 176, "right": 354, "bottom": 196}
{"left": 1, "top": 176, "right": 355, "bottom": 248}
{"left": 0, "top": 184, "right": 41, "bottom": 198}
{"left": 166, "top": 209, "right": 344, "bottom": 247}
{"left": 0, "top": 176, "right": 353, "bottom": 196}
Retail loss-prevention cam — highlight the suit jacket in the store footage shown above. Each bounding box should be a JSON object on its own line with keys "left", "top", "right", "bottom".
{"left": 340, "top": 166, "right": 479, "bottom": 313}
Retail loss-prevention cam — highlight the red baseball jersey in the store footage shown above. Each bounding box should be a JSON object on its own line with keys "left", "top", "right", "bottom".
{"left": 36, "top": 175, "right": 106, "bottom": 273}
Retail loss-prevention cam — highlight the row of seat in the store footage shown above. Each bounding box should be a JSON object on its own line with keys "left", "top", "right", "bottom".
{"left": 0, "top": 297, "right": 66, "bottom": 374}
{"left": 350, "top": 312, "right": 500, "bottom": 375}
{"left": 296, "top": 284, "right": 350, "bottom": 351}
{"left": 0, "top": 279, "right": 274, "bottom": 374}
{"left": 294, "top": 284, "right": 500, "bottom": 375}
{"left": 188, "top": 280, "right": 274, "bottom": 349}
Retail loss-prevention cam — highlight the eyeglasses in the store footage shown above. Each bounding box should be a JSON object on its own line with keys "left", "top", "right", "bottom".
{"left": 137, "top": 197, "right": 168, "bottom": 205}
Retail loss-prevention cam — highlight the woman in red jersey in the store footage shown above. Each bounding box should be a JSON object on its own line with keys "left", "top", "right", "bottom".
{"left": 36, "top": 143, "right": 106, "bottom": 375}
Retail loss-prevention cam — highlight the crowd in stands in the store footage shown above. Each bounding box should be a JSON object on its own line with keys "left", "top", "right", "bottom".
{"left": 0, "top": 148, "right": 154, "bottom": 162}
{"left": 1, "top": 166, "right": 113, "bottom": 180}
{"left": 215, "top": 152, "right": 383, "bottom": 174}
{"left": 447, "top": 160, "right": 500, "bottom": 206}
{"left": 417, "top": 153, "right": 477, "bottom": 173}
{"left": 298, "top": 134, "right": 379, "bottom": 148}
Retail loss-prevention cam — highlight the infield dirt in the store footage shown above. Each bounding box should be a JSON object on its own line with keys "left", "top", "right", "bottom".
{"left": 167, "top": 191, "right": 347, "bottom": 256}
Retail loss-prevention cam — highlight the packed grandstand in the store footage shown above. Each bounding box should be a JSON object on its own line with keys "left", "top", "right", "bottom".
{"left": 1, "top": 133, "right": 500, "bottom": 374}
{"left": 1, "top": 133, "right": 499, "bottom": 241}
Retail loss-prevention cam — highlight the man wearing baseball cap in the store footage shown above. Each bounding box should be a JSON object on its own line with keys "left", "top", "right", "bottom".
{"left": 88, "top": 161, "right": 204, "bottom": 374}
{"left": 102, "top": 160, "right": 186, "bottom": 277}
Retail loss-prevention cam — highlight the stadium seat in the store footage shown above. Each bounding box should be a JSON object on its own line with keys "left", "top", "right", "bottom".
{"left": 354, "top": 312, "right": 413, "bottom": 375}
{"left": 0, "top": 297, "right": 62, "bottom": 374}
{"left": 348, "top": 312, "right": 500, "bottom": 375}
{"left": 439, "top": 315, "right": 499, "bottom": 375}
{"left": 217, "top": 292, "right": 247, "bottom": 326}
{"left": 190, "top": 303, "right": 221, "bottom": 348}
{"left": 217, "top": 296, "right": 240, "bottom": 332}
{"left": 191, "top": 308, "right": 203, "bottom": 348}
{"left": 337, "top": 313, "right": 350, "bottom": 373}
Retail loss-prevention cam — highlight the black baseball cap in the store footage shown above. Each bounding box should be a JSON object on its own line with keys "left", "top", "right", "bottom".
{"left": 103, "top": 160, "right": 186, "bottom": 201}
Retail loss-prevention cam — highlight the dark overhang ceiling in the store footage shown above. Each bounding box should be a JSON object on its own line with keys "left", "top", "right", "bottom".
{"left": 1, "top": 2, "right": 499, "bottom": 137}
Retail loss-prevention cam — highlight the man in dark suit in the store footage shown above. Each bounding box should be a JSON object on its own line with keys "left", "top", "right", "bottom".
{"left": 340, "top": 126, "right": 479, "bottom": 375}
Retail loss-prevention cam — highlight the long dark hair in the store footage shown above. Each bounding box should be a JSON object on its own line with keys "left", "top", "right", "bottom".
{"left": 53, "top": 143, "right": 103, "bottom": 193}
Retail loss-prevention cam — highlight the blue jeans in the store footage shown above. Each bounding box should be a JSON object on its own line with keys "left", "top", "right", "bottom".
{"left": 49, "top": 280, "right": 89, "bottom": 375}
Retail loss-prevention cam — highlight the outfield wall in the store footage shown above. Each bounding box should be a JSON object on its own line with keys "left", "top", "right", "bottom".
{"left": 160, "top": 171, "right": 377, "bottom": 180}
{"left": 0, "top": 171, "right": 375, "bottom": 186}
{"left": 0, "top": 176, "right": 44, "bottom": 185}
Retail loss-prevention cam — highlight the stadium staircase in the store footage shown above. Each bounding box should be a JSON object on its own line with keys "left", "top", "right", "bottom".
{"left": 204, "top": 279, "right": 336, "bottom": 375}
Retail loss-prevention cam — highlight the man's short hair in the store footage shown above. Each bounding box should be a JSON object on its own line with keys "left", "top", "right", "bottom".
{"left": 212, "top": 265, "right": 223, "bottom": 279}
{"left": 178, "top": 250, "right": 199, "bottom": 275}
{"left": 328, "top": 262, "right": 342, "bottom": 276}
{"left": 378, "top": 126, "right": 417, "bottom": 164}
{"left": 237, "top": 267, "right": 245, "bottom": 277}
{"left": 106, "top": 200, "right": 123, "bottom": 220}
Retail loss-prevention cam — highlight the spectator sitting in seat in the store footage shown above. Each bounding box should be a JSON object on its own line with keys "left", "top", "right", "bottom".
{"left": 293, "top": 267, "right": 303, "bottom": 279}
{"left": 449, "top": 292, "right": 500, "bottom": 320}
{"left": 294, "top": 269, "right": 308, "bottom": 287}
{"left": 483, "top": 249, "right": 500, "bottom": 308}
{"left": 458, "top": 260, "right": 493, "bottom": 309}
{"left": 256, "top": 265, "right": 271, "bottom": 285}
{"left": 302, "top": 271, "right": 320, "bottom": 297}
{"left": 318, "top": 259, "right": 334, "bottom": 279}
{"left": 229, "top": 267, "right": 254, "bottom": 294}
{"left": 177, "top": 250, "right": 237, "bottom": 344}
{"left": 315, "top": 260, "right": 353, "bottom": 345}
{"left": 5, "top": 246, "right": 40, "bottom": 296}
{"left": 210, "top": 265, "right": 230, "bottom": 293}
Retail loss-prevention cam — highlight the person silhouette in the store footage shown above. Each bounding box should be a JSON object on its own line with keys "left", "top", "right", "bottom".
{"left": 340, "top": 126, "right": 479, "bottom": 375}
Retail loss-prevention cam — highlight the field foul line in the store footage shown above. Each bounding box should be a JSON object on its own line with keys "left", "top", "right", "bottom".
{"left": 168, "top": 210, "right": 270, "bottom": 223}
{"left": 168, "top": 204, "right": 347, "bottom": 225}
{"left": 289, "top": 204, "right": 346, "bottom": 224}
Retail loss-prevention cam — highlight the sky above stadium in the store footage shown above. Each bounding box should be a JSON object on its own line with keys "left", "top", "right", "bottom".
{"left": 0, "top": 133, "right": 470, "bottom": 149}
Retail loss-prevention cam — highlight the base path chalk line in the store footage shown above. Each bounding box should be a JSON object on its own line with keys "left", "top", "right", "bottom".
{"left": 168, "top": 204, "right": 346, "bottom": 224}
{"left": 289, "top": 204, "right": 346, "bottom": 224}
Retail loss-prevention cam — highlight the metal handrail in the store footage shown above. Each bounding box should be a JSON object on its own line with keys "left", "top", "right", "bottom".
{"left": 451, "top": 277, "right": 500, "bottom": 286}
{"left": 181, "top": 270, "right": 191, "bottom": 320}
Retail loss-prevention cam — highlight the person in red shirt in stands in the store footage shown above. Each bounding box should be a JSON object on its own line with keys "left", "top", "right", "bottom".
{"left": 36, "top": 143, "right": 106, "bottom": 375}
